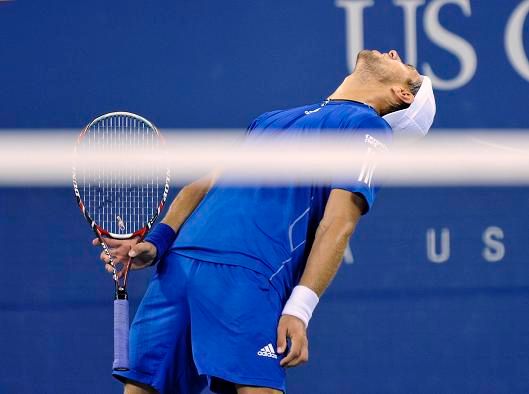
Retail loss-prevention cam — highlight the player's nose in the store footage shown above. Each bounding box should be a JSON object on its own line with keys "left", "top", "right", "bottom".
{"left": 388, "top": 50, "right": 401, "bottom": 61}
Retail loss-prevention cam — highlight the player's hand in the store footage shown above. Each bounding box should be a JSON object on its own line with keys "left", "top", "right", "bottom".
{"left": 92, "top": 237, "right": 157, "bottom": 275}
{"left": 128, "top": 241, "right": 157, "bottom": 270}
{"left": 276, "top": 314, "right": 309, "bottom": 368}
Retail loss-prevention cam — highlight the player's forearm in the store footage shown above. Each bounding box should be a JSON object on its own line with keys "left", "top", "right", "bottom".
{"left": 298, "top": 217, "right": 357, "bottom": 297}
{"left": 161, "top": 175, "right": 214, "bottom": 233}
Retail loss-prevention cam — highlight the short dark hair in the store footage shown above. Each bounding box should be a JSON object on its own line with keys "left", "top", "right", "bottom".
{"left": 408, "top": 78, "right": 422, "bottom": 97}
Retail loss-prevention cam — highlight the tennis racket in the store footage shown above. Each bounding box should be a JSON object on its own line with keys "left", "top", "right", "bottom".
{"left": 72, "top": 112, "right": 170, "bottom": 371}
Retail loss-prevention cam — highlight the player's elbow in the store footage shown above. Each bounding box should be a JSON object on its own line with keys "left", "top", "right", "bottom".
{"left": 182, "top": 172, "right": 218, "bottom": 197}
{"left": 318, "top": 216, "right": 357, "bottom": 240}
{"left": 181, "top": 180, "right": 210, "bottom": 199}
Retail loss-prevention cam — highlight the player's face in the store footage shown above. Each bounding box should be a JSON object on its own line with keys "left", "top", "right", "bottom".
{"left": 356, "top": 49, "right": 420, "bottom": 88}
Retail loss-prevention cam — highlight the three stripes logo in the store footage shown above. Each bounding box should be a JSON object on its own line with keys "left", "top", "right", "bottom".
{"left": 257, "top": 343, "right": 278, "bottom": 359}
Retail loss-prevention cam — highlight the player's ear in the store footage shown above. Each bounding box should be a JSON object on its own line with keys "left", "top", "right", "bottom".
{"left": 391, "top": 86, "right": 414, "bottom": 105}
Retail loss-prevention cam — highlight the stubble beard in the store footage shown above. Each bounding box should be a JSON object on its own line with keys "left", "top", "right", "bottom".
{"left": 354, "top": 50, "right": 385, "bottom": 81}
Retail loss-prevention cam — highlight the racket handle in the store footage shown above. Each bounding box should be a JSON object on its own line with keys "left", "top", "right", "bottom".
{"left": 113, "top": 298, "right": 130, "bottom": 371}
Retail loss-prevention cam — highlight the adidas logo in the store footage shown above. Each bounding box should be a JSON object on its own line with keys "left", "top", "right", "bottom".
{"left": 257, "top": 343, "right": 278, "bottom": 359}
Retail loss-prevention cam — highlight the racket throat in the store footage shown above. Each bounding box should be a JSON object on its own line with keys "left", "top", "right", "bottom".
{"left": 115, "top": 286, "right": 128, "bottom": 300}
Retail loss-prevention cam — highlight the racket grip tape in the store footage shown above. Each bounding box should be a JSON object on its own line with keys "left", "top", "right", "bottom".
{"left": 113, "top": 299, "right": 130, "bottom": 371}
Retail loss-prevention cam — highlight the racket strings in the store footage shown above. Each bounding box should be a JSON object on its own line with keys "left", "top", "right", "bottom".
{"left": 76, "top": 114, "right": 166, "bottom": 236}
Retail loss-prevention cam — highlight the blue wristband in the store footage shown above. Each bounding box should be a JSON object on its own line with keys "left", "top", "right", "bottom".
{"left": 144, "top": 223, "right": 176, "bottom": 266}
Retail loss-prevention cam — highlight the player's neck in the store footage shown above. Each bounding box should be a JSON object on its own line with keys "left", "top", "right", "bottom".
{"left": 328, "top": 75, "right": 386, "bottom": 115}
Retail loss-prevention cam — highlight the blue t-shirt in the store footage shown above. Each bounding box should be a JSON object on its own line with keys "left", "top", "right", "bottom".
{"left": 170, "top": 100, "right": 392, "bottom": 299}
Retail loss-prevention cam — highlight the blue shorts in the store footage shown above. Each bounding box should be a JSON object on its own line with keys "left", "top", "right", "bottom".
{"left": 113, "top": 253, "right": 286, "bottom": 394}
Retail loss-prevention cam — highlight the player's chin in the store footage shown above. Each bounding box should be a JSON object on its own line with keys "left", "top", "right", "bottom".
{"left": 357, "top": 49, "right": 370, "bottom": 58}
{"left": 356, "top": 49, "right": 381, "bottom": 64}
{"left": 359, "top": 49, "right": 380, "bottom": 56}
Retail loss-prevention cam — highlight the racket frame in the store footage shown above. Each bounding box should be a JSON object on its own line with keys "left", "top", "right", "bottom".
{"left": 72, "top": 112, "right": 170, "bottom": 370}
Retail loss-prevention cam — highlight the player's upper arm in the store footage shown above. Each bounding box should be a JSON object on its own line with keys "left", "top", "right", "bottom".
{"left": 331, "top": 115, "right": 391, "bottom": 215}
{"left": 320, "top": 189, "right": 364, "bottom": 234}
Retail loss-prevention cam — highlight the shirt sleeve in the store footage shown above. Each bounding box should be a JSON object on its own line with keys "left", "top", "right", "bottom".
{"left": 246, "top": 110, "right": 283, "bottom": 136}
{"left": 245, "top": 117, "right": 259, "bottom": 135}
{"left": 330, "top": 115, "right": 392, "bottom": 215}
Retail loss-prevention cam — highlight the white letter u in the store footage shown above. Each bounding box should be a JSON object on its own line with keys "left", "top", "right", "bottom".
{"left": 426, "top": 228, "right": 450, "bottom": 263}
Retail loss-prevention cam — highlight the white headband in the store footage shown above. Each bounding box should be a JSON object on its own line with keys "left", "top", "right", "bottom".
{"left": 383, "top": 75, "right": 436, "bottom": 142}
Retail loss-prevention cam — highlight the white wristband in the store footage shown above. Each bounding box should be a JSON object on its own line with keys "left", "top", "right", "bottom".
{"left": 281, "top": 285, "right": 319, "bottom": 328}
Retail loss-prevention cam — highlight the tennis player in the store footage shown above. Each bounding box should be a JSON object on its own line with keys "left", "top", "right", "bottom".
{"left": 95, "top": 49, "right": 435, "bottom": 394}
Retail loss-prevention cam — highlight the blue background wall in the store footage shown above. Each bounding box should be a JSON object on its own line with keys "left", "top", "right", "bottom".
{"left": 1, "top": 1, "right": 529, "bottom": 393}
